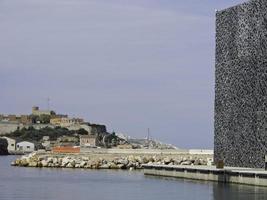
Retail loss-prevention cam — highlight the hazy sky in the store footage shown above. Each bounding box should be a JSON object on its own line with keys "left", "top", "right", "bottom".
{"left": 0, "top": 0, "right": 247, "bottom": 148}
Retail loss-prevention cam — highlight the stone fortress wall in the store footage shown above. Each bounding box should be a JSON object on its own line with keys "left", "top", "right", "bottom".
{"left": 214, "top": 0, "right": 267, "bottom": 168}
{"left": 0, "top": 122, "right": 20, "bottom": 135}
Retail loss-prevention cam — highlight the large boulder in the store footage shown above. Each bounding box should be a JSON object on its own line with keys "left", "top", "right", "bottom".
{"left": 117, "top": 158, "right": 128, "bottom": 165}
{"left": 163, "top": 157, "right": 172, "bottom": 165}
{"left": 0, "top": 138, "right": 9, "bottom": 155}
{"left": 28, "top": 161, "right": 38, "bottom": 167}
{"left": 99, "top": 164, "right": 110, "bottom": 169}
{"left": 20, "top": 159, "right": 29, "bottom": 167}
{"left": 41, "top": 160, "right": 48, "bottom": 167}
{"left": 80, "top": 161, "right": 87, "bottom": 168}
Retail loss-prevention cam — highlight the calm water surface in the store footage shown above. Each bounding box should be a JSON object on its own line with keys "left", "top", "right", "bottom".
{"left": 1, "top": 156, "right": 267, "bottom": 200}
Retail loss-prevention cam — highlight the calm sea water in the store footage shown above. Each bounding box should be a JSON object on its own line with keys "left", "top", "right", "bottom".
{"left": 1, "top": 156, "right": 267, "bottom": 200}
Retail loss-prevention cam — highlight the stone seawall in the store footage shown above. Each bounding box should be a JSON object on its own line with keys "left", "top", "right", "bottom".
{"left": 143, "top": 164, "right": 267, "bottom": 187}
{"left": 0, "top": 122, "right": 20, "bottom": 135}
{"left": 12, "top": 152, "right": 213, "bottom": 170}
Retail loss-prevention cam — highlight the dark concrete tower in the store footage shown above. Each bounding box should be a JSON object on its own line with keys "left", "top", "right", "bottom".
{"left": 214, "top": 0, "right": 267, "bottom": 168}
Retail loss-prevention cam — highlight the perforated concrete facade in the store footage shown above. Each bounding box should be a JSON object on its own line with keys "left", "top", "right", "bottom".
{"left": 214, "top": 0, "right": 267, "bottom": 168}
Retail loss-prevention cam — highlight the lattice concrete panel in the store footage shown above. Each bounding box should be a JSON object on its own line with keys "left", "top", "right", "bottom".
{"left": 214, "top": 0, "right": 267, "bottom": 168}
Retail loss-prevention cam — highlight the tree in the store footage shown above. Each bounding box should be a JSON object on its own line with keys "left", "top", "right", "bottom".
{"left": 30, "top": 115, "right": 38, "bottom": 124}
{"left": 0, "top": 138, "right": 9, "bottom": 155}
{"left": 77, "top": 128, "right": 88, "bottom": 135}
{"left": 38, "top": 115, "right": 51, "bottom": 124}
{"left": 7, "top": 126, "right": 79, "bottom": 142}
{"left": 50, "top": 110, "right": 56, "bottom": 116}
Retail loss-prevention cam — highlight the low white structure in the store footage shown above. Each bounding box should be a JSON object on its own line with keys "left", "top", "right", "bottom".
{"left": 0, "top": 136, "right": 16, "bottom": 152}
{"left": 80, "top": 135, "right": 97, "bottom": 147}
{"left": 189, "top": 149, "right": 214, "bottom": 155}
{"left": 16, "top": 141, "right": 35, "bottom": 153}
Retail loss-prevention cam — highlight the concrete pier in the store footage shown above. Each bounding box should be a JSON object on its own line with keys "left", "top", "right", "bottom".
{"left": 143, "top": 164, "right": 267, "bottom": 187}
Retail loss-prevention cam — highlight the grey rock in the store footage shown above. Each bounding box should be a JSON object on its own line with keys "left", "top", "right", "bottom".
{"left": 41, "top": 160, "right": 48, "bottom": 167}
{"left": 99, "top": 164, "right": 110, "bottom": 169}
{"left": 181, "top": 161, "right": 192, "bottom": 165}
{"left": 117, "top": 164, "right": 126, "bottom": 169}
{"left": 28, "top": 162, "right": 38, "bottom": 167}
{"left": 66, "top": 163, "right": 73, "bottom": 168}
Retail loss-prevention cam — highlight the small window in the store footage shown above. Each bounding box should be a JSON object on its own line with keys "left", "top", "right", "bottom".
{"left": 11, "top": 144, "right": 14, "bottom": 146}
{"left": 27, "top": 146, "right": 30, "bottom": 149}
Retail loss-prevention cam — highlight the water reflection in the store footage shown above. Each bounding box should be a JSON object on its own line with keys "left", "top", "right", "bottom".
{"left": 213, "top": 183, "right": 267, "bottom": 200}
{"left": 2, "top": 156, "right": 267, "bottom": 200}
{"left": 145, "top": 175, "right": 267, "bottom": 200}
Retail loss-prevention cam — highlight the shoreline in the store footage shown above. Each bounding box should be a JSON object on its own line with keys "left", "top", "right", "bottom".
{"left": 11, "top": 151, "right": 213, "bottom": 170}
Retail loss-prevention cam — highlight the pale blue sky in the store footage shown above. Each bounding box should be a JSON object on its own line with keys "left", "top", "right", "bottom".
{"left": 0, "top": 0, "right": 247, "bottom": 148}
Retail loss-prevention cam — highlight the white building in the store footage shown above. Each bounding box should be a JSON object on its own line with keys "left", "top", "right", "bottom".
{"left": 16, "top": 141, "right": 35, "bottom": 153}
{"left": 0, "top": 136, "right": 16, "bottom": 152}
{"left": 80, "top": 135, "right": 97, "bottom": 147}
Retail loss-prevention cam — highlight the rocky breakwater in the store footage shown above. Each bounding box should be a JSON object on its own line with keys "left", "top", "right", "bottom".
{"left": 11, "top": 152, "right": 212, "bottom": 170}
